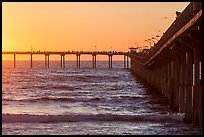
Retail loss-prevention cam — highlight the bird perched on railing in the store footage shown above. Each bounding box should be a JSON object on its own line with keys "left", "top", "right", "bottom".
{"left": 176, "top": 11, "right": 181, "bottom": 18}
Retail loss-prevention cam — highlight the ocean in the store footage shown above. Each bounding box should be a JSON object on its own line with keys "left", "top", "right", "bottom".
{"left": 2, "top": 60, "right": 202, "bottom": 135}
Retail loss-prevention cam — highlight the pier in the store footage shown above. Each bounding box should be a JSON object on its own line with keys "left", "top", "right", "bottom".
{"left": 1, "top": 2, "right": 202, "bottom": 129}
{"left": 128, "top": 2, "right": 202, "bottom": 127}
{"left": 2, "top": 51, "right": 130, "bottom": 69}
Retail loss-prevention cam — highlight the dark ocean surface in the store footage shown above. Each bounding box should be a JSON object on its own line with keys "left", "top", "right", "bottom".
{"left": 2, "top": 60, "right": 202, "bottom": 135}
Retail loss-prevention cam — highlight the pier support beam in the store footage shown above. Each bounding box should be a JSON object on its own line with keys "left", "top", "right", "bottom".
{"left": 45, "top": 54, "right": 49, "bottom": 68}
{"left": 170, "top": 60, "right": 176, "bottom": 111}
{"left": 76, "top": 54, "right": 81, "bottom": 68}
{"left": 14, "top": 54, "right": 16, "bottom": 68}
{"left": 193, "top": 47, "right": 202, "bottom": 127}
{"left": 63, "top": 55, "right": 65, "bottom": 68}
{"left": 167, "top": 61, "right": 171, "bottom": 100}
{"left": 184, "top": 50, "right": 193, "bottom": 123}
{"left": 179, "top": 49, "right": 186, "bottom": 113}
{"left": 45, "top": 55, "right": 47, "bottom": 68}
{"left": 124, "top": 55, "right": 126, "bottom": 69}
{"left": 108, "top": 55, "right": 113, "bottom": 68}
{"left": 127, "top": 55, "right": 129, "bottom": 69}
{"left": 61, "top": 54, "right": 65, "bottom": 68}
{"left": 164, "top": 63, "right": 168, "bottom": 97}
{"left": 92, "top": 54, "right": 97, "bottom": 68}
{"left": 30, "top": 54, "right": 33, "bottom": 68}
{"left": 174, "top": 58, "right": 180, "bottom": 112}
{"left": 48, "top": 55, "right": 49, "bottom": 68}
{"left": 61, "top": 55, "right": 62, "bottom": 68}
{"left": 160, "top": 65, "right": 164, "bottom": 95}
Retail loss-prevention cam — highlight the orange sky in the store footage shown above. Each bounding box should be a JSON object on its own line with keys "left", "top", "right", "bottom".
{"left": 2, "top": 2, "right": 189, "bottom": 60}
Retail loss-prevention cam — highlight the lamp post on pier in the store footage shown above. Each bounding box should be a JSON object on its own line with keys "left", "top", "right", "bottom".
{"left": 94, "top": 45, "right": 97, "bottom": 52}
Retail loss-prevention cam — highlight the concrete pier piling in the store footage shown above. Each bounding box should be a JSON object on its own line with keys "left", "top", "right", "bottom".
{"left": 127, "top": 56, "right": 129, "bottom": 69}
{"left": 45, "top": 55, "right": 46, "bottom": 68}
{"left": 124, "top": 55, "right": 129, "bottom": 69}
{"left": 30, "top": 54, "right": 33, "bottom": 68}
{"left": 14, "top": 54, "right": 16, "bottom": 68}
{"left": 61, "top": 55, "right": 63, "bottom": 68}
{"left": 179, "top": 49, "right": 186, "bottom": 113}
{"left": 76, "top": 54, "right": 81, "bottom": 68}
{"left": 128, "top": 2, "right": 202, "bottom": 127}
{"left": 108, "top": 55, "right": 112, "bottom": 68}
{"left": 124, "top": 55, "right": 126, "bottom": 69}
{"left": 63, "top": 55, "right": 65, "bottom": 68}
{"left": 60, "top": 54, "right": 65, "bottom": 68}
{"left": 193, "top": 47, "right": 202, "bottom": 127}
{"left": 4, "top": 51, "right": 127, "bottom": 69}
{"left": 92, "top": 54, "right": 96, "bottom": 68}
{"left": 184, "top": 50, "right": 193, "bottom": 123}
{"left": 45, "top": 54, "right": 49, "bottom": 68}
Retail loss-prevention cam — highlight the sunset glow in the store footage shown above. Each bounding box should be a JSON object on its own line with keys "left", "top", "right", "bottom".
{"left": 2, "top": 2, "right": 189, "bottom": 60}
{"left": 2, "top": 2, "right": 202, "bottom": 135}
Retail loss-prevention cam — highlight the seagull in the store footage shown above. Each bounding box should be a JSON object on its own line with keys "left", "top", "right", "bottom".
{"left": 176, "top": 11, "right": 181, "bottom": 17}
{"left": 162, "top": 17, "right": 169, "bottom": 20}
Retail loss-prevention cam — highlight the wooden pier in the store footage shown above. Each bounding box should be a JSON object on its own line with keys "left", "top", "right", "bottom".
{"left": 129, "top": 2, "right": 202, "bottom": 127}
{"left": 2, "top": 51, "right": 130, "bottom": 69}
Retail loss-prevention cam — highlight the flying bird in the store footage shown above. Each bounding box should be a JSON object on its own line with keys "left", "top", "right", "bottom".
{"left": 162, "top": 17, "right": 169, "bottom": 20}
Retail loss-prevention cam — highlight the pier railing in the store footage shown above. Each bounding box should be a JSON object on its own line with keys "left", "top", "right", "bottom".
{"left": 138, "top": 2, "right": 202, "bottom": 66}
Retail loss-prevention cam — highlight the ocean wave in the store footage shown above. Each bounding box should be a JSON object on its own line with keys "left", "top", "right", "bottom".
{"left": 40, "top": 85, "right": 82, "bottom": 91}
{"left": 2, "top": 113, "right": 184, "bottom": 123}
{"left": 2, "top": 96, "right": 106, "bottom": 103}
{"left": 2, "top": 95, "right": 150, "bottom": 104}
{"left": 67, "top": 75, "right": 119, "bottom": 83}
{"left": 2, "top": 97, "right": 77, "bottom": 103}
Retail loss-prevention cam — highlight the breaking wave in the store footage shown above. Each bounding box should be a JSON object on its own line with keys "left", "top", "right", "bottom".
{"left": 2, "top": 113, "right": 184, "bottom": 123}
